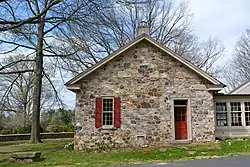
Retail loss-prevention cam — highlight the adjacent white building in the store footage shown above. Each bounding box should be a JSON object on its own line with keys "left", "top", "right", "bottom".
{"left": 215, "top": 81, "right": 250, "bottom": 138}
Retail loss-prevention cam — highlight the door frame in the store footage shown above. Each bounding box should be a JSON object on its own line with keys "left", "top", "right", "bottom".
{"left": 171, "top": 97, "right": 192, "bottom": 142}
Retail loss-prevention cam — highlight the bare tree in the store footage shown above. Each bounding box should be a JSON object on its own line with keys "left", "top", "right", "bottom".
{"left": 59, "top": 0, "right": 224, "bottom": 74}
{"left": 0, "top": 0, "right": 107, "bottom": 142}
{"left": 233, "top": 29, "right": 250, "bottom": 81}
{"left": 0, "top": 55, "right": 55, "bottom": 127}
{"left": 222, "top": 29, "right": 250, "bottom": 90}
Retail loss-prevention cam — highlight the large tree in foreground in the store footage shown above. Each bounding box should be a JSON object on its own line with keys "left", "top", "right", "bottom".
{"left": 0, "top": 0, "right": 107, "bottom": 142}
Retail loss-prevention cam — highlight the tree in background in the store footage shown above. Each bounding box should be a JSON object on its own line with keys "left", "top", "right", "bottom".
{"left": 41, "top": 108, "right": 74, "bottom": 132}
{"left": 60, "top": 0, "right": 224, "bottom": 75}
{"left": 224, "top": 29, "right": 250, "bottom": 90}
{"left": 0, "top": 108, "right": 74, "bottom": 134}
{"left": 0, "top": 55, "right": 55, "bottom": 127}
{"left": 0, "top": 0, "right": 108, "bottom": 142}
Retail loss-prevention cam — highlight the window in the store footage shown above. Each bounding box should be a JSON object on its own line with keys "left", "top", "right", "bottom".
{"left": 245, "top": 102, "right": 250, "bottom": 111}
{"left": 230, "top": 102, "right": 241, "bottom": 111}
{"left": 245, "top": 102, "right": 250, "bottom": 126}
{"left": 230, "top": 102, "right": 242, "bottom": 126}
{"left": 215, "top": 102, "right": 227, "bottom": 127}
{"left": 95, "top": 97, "right": 121, "bottom": 129}
{"left": 102, "top": 98, "right": 114, "bottom": 126}
{"left": 174, "top": 100, "right": 187, "bottom": 122}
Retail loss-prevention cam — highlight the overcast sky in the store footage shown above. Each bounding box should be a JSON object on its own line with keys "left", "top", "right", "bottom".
{"left": 63, "top": 0, "right": 250, "bottom": 108}
{"left": 189, "top": 0, "right": 250, "bottom": 57}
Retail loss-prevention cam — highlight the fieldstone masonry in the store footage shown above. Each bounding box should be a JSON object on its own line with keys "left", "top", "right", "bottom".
{"left": 74, "top": 39, "right": 215, "bottom": 151}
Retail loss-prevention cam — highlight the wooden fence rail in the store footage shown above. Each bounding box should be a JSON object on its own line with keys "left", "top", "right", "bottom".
{"left": 0, "top": 132, "right": 74, "bottom": 142}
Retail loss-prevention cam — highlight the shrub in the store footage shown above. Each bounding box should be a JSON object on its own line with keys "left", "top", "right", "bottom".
{"left": 47, "top": 125, "right": 74, "bottom": 132}
{"left": 47, "top": 125, "right": 66, "bottom": 132}
{"left": 1, "top": 129, "right": 11, "bottom": 134}
{"left": 17, "top": 125, "right": 32, "bottom": 134}
{"left": 67, "top": 125, "right": 75, "bottom": 132}
{"left": 64, "top": 141, "right": 74, "bottom": 151}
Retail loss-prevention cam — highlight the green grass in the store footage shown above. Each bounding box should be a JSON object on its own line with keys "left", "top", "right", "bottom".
{"left": 1, "top": 138, "right": 250, "bottom": 167}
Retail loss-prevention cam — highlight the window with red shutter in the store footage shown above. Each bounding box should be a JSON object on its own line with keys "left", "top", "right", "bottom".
{"left": 114, "top": 97, "right": 121, "bottom": 128}
{"left": 95, "top": 97, "right": 102, "bottom": 128}
{"left": 102, "top": 98, "right": 114, "bottom": 127}
{"left": 95, "top": 96, "right": 121, "bottom": 129}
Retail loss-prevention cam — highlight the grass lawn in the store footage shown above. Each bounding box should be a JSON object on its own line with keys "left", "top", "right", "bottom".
{"left": 1, "top": 138, "right": 250, "bottom": 167}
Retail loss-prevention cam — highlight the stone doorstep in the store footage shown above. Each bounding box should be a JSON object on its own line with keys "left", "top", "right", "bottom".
{"left": 10, "top": 151, "right": 41, "bottom": 162}
{"left": 171, "top": 140, "right": 192, "bottom": 145}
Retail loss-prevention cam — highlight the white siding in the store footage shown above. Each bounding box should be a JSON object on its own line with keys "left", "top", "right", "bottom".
{"left": 215, "top": 95, "right": 250, "bottom": 138}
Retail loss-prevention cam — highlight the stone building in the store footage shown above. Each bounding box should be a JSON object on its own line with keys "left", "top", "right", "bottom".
{"left": 66, "top": 24, "right": 250, "bottom": 151}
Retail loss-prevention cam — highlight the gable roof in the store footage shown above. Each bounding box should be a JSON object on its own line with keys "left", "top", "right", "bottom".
{"left": 230, "top": 80, "right": 250, "bottom": 94}
{"left": 66, "top": 33, "right": 225, "bottom": 89}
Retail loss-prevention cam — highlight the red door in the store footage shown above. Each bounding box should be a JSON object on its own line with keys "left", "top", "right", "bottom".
{"left": 174, "top": 107, "right": 187, "bottom": 140}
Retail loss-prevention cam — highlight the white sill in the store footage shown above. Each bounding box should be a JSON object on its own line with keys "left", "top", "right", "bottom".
{"left": 101, "top": 126, "right": 117, "bottom": 130}
{"left": 216, "top": 126, "right": 250, "bottom": 130}
{"left": 172, "top": 139, "right": 192, "bottom": 144}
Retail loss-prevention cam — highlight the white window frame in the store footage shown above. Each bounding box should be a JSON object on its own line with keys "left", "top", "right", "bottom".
{"left": 101, "top": 97, "right": 114, "bottom": 129}
{"left": 215, "top": 100, "right": 249, "bottom": 129}
{"left": 215, "top": 102, "right": 228, "bottom": 127}
{"left": 244, "top": 102, "right": 250, "bottom": 126}
{"left": 230, "top": 102, "right": 243, "bottom": 127}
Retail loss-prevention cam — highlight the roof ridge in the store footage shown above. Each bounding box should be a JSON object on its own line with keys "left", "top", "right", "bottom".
{"left": 229, "top": 80, "right": 250, "bottom": 94}
{"left": 65, "top": 34, "right": 225, "bottom": 88}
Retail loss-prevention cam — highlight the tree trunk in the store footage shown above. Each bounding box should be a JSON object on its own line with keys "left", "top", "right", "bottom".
{"left": 30, "top": 14, "right": 46, "bottom": 143}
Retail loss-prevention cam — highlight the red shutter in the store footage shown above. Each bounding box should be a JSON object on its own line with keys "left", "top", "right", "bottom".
{"left": 95, "top": 97, "right": 102, "bottom": 128}
{"left": 114, "top": 97, "right": 121, "bottom": 128}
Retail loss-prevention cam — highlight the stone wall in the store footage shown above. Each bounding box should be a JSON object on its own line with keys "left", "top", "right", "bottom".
{"left": 74, "top": 39, "right": 215, "bottom": 151}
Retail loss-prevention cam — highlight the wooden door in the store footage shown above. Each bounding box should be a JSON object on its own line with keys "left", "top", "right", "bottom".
{"left": 174, "top": 107, "right": 187, "bottom": 140}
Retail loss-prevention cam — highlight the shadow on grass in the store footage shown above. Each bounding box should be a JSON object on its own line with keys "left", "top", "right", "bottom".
{"left": 0, "top": 146, "right": 64, "bottom": 154}
{"left": 0, "top": 141, "right": 28, "bottom": 147}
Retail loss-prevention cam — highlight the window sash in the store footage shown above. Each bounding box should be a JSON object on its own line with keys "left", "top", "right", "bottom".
{"left": 231, "top": 112, "right": 242, "bottom": 126}
{"left": 215, "top": 102, "right": 228, "bottom": 127}
{"left": 216, "top": 112, "right": 227, "bottom": 127}
{"left": 102, "top": 97, "right": 114, "bottom": 127}
{"left": 245, "top": 102, "right": 250, "bottom": 111}
{"left": 230, "top": 102, "right": 241, "bottom": 111}
{"left": 245, "top": 112, "right": 250, "bottom": 126}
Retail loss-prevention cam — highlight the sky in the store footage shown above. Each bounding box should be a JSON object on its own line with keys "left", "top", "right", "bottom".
{"left": 188, "top": 0, "right": 250, "bottom": 59}
{"left": 63, "top": 0, "right": 250, "bottom": 108}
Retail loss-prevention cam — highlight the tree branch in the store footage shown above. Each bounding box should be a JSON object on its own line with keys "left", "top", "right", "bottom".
{"left": 0, "top": 69, "right": 34, "bottom": 74}
{"left": 0, "top": 0, "right": 63, "bottom": 31}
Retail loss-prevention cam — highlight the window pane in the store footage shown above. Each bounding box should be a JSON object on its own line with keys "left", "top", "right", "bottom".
{"left": 231, "top": 112, "right": 242, "bottom": 126}
{"left": 103, "top": 112, "right": 113, "bottom": 125}
{"left": 215, "top": 102, "right": 227, "bottom": 111}
{"left": 216, "top": 113, "right": 227, "bottom": 126}
{"left": 102, "top": 98, "right": 114, "bottom": 126}
{"left": 230, "top": 102, "right": 241, "bottom": 111}
{"left": 245, "top": 102, "right": 250, "bottom": 111}
{"left": 174, "top": 100, "right": 187, "bottom": 106}
{"left": 246, "top": 112, "right": 250, "bottom": 126}
{"left": 174, "top": 107, "right": 186, "bottom": 121}
{"left": 103, "top": 99, "right": 113, "bottom": 111}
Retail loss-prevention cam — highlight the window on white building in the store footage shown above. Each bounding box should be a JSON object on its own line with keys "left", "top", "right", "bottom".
{"left": 245, "top": 102, "right": 250, "bottom": 126}
{"left": 230, "top": 102, "right": 242, "bottom": 126}
{"left": 215, "top": 102, "right": 228, "bottom": 127}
